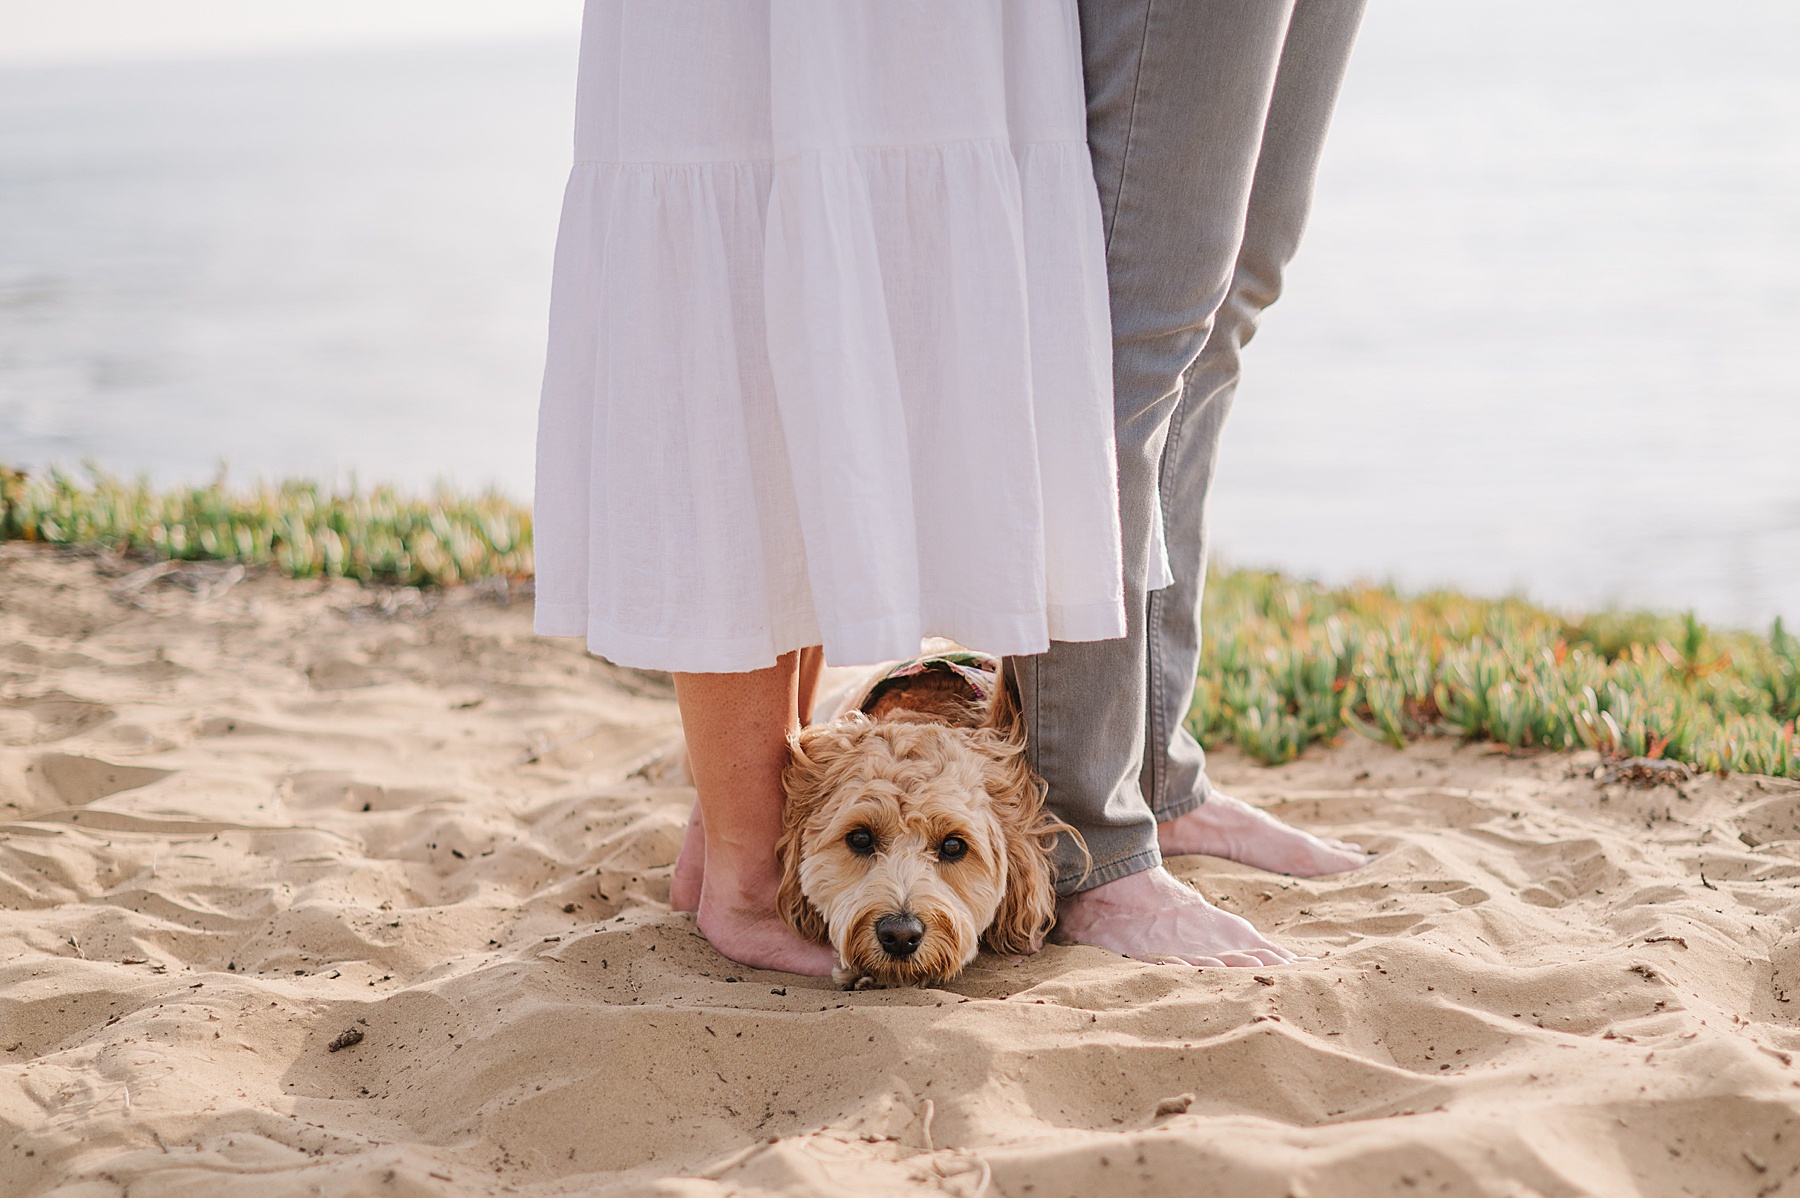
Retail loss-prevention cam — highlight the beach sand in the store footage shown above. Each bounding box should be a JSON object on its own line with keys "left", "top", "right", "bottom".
{"left": 4, "top": 543, "right": 1799, "bottom": 1197}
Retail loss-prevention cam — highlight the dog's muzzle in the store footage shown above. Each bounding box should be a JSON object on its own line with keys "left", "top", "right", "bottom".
{"left": 874, "top": 912, "right": 925, "bottom": 959}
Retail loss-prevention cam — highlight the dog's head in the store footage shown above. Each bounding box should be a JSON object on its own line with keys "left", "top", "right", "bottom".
{"left": 777, "top": 673, "right": 1066, "bottom": 986}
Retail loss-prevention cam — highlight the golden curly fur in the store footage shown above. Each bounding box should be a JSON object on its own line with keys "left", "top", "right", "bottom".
{"left": 777, "top": 662, "right": 1077, "bottom": 987}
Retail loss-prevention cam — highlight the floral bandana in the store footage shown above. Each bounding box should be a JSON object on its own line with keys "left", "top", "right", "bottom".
{"left": 854, "top": 651, "right": 1000, "bottom": 714}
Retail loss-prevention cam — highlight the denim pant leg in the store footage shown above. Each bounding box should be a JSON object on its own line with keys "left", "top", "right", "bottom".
{"left": 1011, "top": 0, "right": 1298, "bottom": 894}
{"left": 1144, "top": 0, "right": 1369, "bottom": 821}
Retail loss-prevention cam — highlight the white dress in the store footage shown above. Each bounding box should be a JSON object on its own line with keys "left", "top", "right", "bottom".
{"left": 534, "top": 0, "right": 1125, "bottom": 673}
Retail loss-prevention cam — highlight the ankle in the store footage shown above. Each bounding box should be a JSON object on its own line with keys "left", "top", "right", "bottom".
{"left": 699, "top": 866, "right": 779, "bottom": 916}
{"left": 1065, "top": 866, "right": 1166, "bottom": 907}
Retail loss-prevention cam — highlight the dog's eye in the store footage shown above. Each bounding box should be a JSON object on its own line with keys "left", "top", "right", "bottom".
{"left": 938, "top": 835, "right": 967, "bottom": 862}
{"left": 845, "top": 828, "right": 876, "bottom": 855}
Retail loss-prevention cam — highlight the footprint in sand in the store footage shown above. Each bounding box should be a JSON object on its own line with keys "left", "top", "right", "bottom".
{"left": 33, "top": 752, "right": 174, "bottom": 807}
{"left": 1734, "top": 794, "right": 1800, "bottom": 848}
{"left": 0, "top": 693, "right": 117, "bottom": 746}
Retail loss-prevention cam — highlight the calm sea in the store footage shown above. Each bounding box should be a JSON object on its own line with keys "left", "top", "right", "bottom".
{"left": 2, "top": 1, "right": 1797, "bottom": 627}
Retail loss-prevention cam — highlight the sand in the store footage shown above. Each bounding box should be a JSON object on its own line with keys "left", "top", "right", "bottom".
{"left": 4, "top": 543, "right": 1800, "bottom": 1198}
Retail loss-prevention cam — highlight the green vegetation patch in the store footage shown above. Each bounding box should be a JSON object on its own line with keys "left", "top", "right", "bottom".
{"left": 4, "top": 466, "right": 1795, "bottom": 777}
{"left": 1193, "top": 571, "right": 1799, "bottom": 777}
{"left": 1, "top": 466, "right": 530, "bottom": 587}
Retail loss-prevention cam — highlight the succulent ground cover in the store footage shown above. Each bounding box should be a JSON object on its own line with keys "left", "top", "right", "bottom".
{"left": 1, "top": 466, "right": 529, "bottom": 587}
{"left": 1193, "top": 570, "right": 1798, "bottom": 776}
{"left": 4, "top": 465, "right": 1795, "bottom": 777}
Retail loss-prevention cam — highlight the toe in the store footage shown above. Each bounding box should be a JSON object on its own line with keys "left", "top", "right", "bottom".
{"left": 1135, "top": 953, "right": 1191, "bottom": 967}
{"left": 1285, "top": 843, "right": 1375, "bottom": 878}
{"left": 1213, "top": 951, "right": 1275, "bottom": 967}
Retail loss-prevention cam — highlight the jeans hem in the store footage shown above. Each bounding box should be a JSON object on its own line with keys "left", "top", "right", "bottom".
{"left": 1151, "top": 787, "right": 1203, "bottom": 823}
{"left": 1153, "top": 768, "right": 1213, "bottom": 822}
{"left": 1055, "top": 845, "right": 1162, "bottom": 897}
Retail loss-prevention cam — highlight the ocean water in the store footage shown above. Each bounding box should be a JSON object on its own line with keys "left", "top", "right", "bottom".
{"left": 2, "top": 2, "right": 1797, "bottom": 627}
{"left": 1224, "top": 0, "right": 1800, "bottom": 630}
{"left": 0, "top": 40, "right": 573, "bottom": 493}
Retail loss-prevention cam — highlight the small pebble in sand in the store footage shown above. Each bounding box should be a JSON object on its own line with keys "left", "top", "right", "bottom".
{"left": 1154, "top": 1093, "right": 1195, "bottom": 1117}
{"left": 327, "top": 1028, "right": 364, "bottom": 1053}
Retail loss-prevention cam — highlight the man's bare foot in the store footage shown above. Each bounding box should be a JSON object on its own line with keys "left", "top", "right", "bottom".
{"left": 1053, "top": 866, "right": 1304, "bottom": 968}
{"left": 695, "top": 876, "right": 834, "bottom": 976}
{"left": 1158, "top": 790, "right": 1372, "bottom": 877}
{"left": 671, "top": 800, "right": 704, "bottom": 913}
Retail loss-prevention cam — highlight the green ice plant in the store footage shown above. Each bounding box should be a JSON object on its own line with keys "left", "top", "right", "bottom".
{"left": 1, "top": 465, "right": 530, "bottom": 586}
{"left": 2, "top": 465, "right": 1796, "bottom": 778}
{"left": 1191, "top": 572, "right": 1800, "bottom": 778}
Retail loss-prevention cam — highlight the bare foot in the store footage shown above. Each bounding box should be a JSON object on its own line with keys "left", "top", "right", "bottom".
{"left": 672, "top": 812, "right": 831, "bottom": 975}
{"left": 1053, "top": 866, "right": 1304, "bottom": 968}
{"left": 696, "top": 876, "right": 834, "bottom": 976}
{"left": 671, "top": 800, "right": 704, "bottom": 913}
{"left": 1158, "top": 790, "right": 1372, "bottom": 877}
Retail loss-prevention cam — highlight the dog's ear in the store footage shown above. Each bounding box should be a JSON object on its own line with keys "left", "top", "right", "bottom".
{"left": 976, "top": 728, "right": 1066, "bottom": 953}
{"left": 982, "top": 658, "right": 1024, "bottom": 739}
{"left": 980, "top": 659, "right": 1086, "bottom": 955}
{"left": 775, "top": 719, "right": 855, "bottom": 944}
{"left": 983, "top": 764, "right": 1065, "bottom": 955}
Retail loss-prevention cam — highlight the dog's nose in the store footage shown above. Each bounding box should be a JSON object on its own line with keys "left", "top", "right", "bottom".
{"left": 874, "top": 912, "right": 925, "bottom": 959}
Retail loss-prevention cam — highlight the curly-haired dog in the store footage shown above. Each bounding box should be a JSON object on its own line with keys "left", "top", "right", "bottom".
{"left": 776, "top": 654, "right": 1079, "bottom": 988}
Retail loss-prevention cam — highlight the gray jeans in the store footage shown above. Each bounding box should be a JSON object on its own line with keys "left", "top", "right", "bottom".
{"left": 1010, "top": 0, "right": 1367, "bottom": 893}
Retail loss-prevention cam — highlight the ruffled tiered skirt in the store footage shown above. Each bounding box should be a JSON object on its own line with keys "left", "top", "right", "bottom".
{"left": 534, "top": 0, "right": 1125, "bottom": 672}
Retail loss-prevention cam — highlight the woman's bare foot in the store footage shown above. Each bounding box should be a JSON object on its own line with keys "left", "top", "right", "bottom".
{"left": 671, "top": 800, "right": 704, "bottom": 913}
{"left": 695, "top": 871, "right": 834, "bottom": 976}
{"left": 1158, "top": 790, "right": 1372, "bottom": 876}
{"left": 1053, "top": 866, "right": 1304, "bottom": 967}
{"left": 673, "top": 809, "right": 829, "bottom": 974}
{"left": 669, "top": 649, "right": 833, "bottom": 976}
